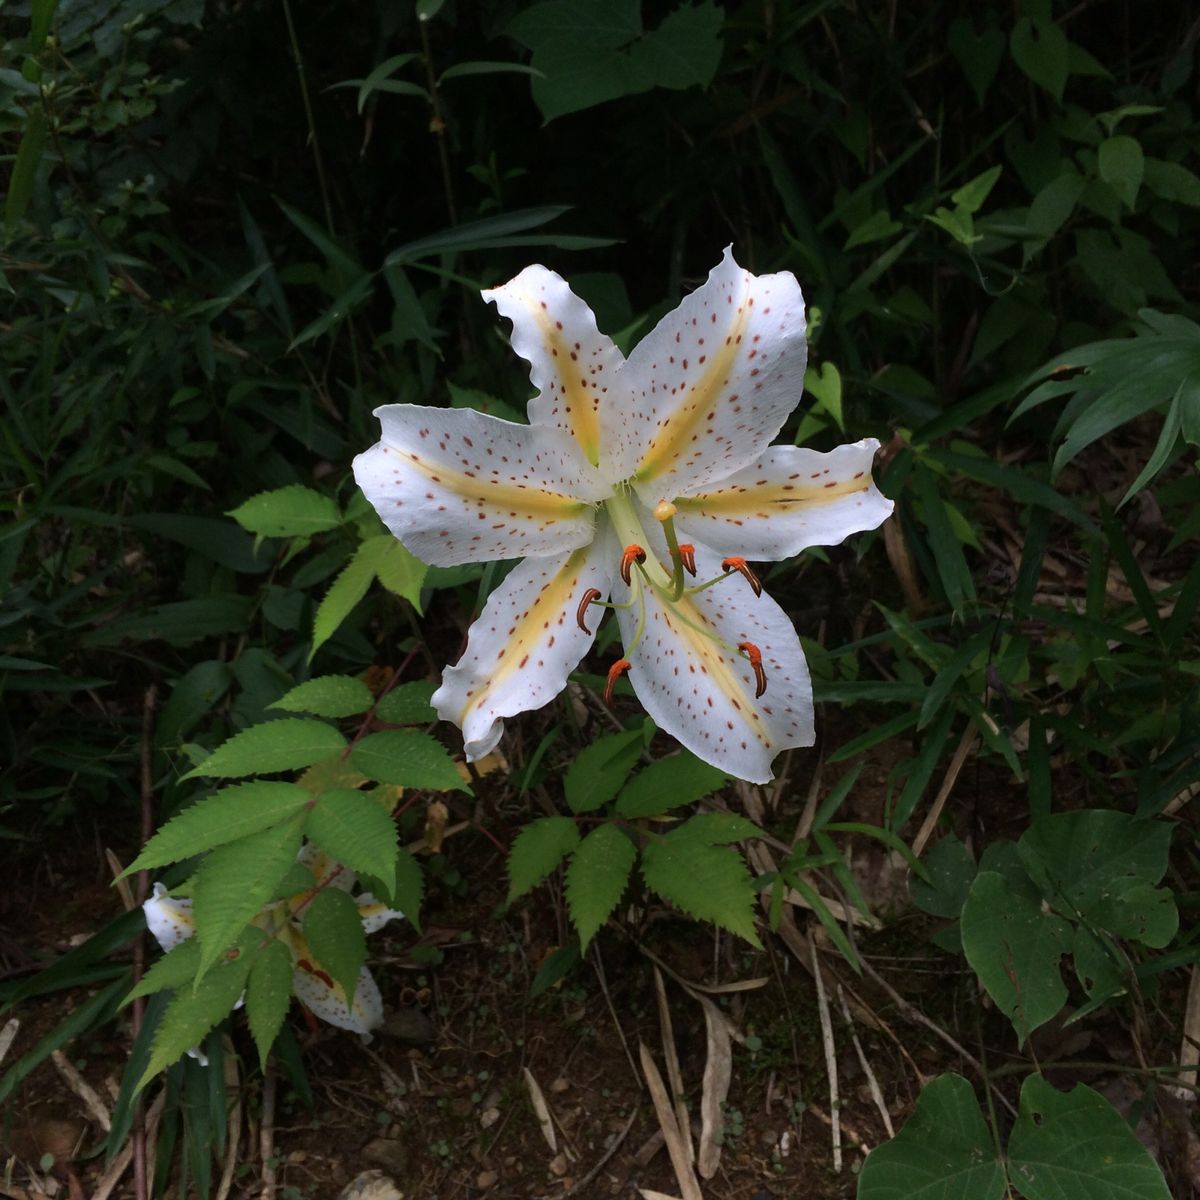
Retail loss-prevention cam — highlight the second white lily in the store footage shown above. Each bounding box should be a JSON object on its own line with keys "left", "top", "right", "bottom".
{"left": 354, "top": 248, "right": 892, "bottom": 783}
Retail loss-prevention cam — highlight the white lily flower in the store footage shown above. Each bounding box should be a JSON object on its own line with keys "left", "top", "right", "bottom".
{"left": 354, "top": 248, "right": 893, "bottom": 783}
{"left": 142, "top": 848, "right": 403, "bottom": 1040}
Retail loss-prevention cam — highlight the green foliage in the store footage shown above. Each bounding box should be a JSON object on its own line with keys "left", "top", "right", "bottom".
{"left": 245, "top": 939, "right": 295, "bottom": 1071}
{"left": 507, "top": 816, "right": 581, "bottom": 902}
{"left": 185, "top": 719, "right": 347, "bottom": 780}
{"left": 614, "top": 750, "right": 726, "bottom": 818}
{"left": 349, "top": 729, "right": 467, "bottom": 792}
{"left": 564, "top": 824, "right": 637, "bottom": 952}
{"left": 302, "top": 889, "right": 367, "bottom": 1005}
{"left": 858, "top": 1073, "right": 1171, "bottom": 1200}
{"left": 374, "top": 681, "right": 437, "bottom": 724}
{"left": 271, "top": 675, "right": 375, "bottom": 718}
{"left": 228, "top": 486, "right": 341, "bottom": 538}
{"left": 306, "top": 787, "right": 399, "bottom": 883}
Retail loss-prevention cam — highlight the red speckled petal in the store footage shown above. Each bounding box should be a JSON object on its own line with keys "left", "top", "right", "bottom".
{"left": 483, "top": 266, "right": 627, "bottom": 479}
{"left": 432, "top": 522, "right": 617, "bottom": 761}
{"left": 289, "top": 929, "right": 384, "bottom": 1037}
{"left": 143, "top": 883, "right": 196, "bottom": 951}
{"left": 356, "top": 893, "right": 404, "bottom": 933}
{"left": 611, "top": 527, "right": 813, "bottom": 784}
{"left": 675, "top": 440, "right": 893, "bottom": 559}
{"left": 353, "top": 404, "right": 608, "bottom": 567}
{"left": 612, "top": 247, "right": 808, "bottom": 503}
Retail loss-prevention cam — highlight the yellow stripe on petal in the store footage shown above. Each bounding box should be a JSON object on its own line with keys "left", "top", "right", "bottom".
{"left": 632, "top": 299, "right": 749, "bottom": 484}
{"left": 675, "top": 470, "right": 873, "bottom": 516}
{"left": 458, "top": 545, "right": 594, "bottom": 726}
{"left": 534, "top": 307, "right": 602, "bottom": 466}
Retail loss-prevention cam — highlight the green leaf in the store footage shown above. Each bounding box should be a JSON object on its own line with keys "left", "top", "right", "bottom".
{"left": 616, "top": 752, "right": 727, "bottom": 819}
{"left": 507, "top": 816, "right": 580, "bottom": 901}
{"left": 270, "top": 676, "right": 375, "bottom": 718}
{"left": 961, "top": 870, "right": 1071, "bottom": 1043}
{"left": 564, "top": 729, "right": 644, "bottom": 813}
{"left": 4, "top": 108, "right": 47, "bottom": 230}
{"left": 1097, "top": 135, "right": 1144, "bottom": 210}
{"left": 804, "top": 361, "right": 844, "bottom": 427}
{"left": 245, "top": 938, "right": 294, "bottom": 1071}
{"left": 947, "top": 17, "right": 1006, "bottom": 104}
{"left": 1142, "top": 158, "right": 1200, "bottom": 207}
{"left": 83, "top": 596, "right": 254, "bottom": 649}
{"left": 374, "top": 681, "right": 437, "bottom": 725}
{"left": 391, "top": 848, "right": 424, "bottom": 931}
{"left": 857, "top": 1073, "right": 1005, "bottom": 1200}
{"left": 363, "top": 534, "right": 427, "bottom": 612}
{"left": 302, "top": 889, "right": 367, "bottom": 1006}
{"left": 125, "top": 939, "right": 202, "bottom": 1005}
{"left": 125, "top": 782, "right": 311, "bottom": 874}
{"left": 564, "top": 824, "right": 636, "bottom": 952}
{"left": 951, "top": 165, "right": 1002, "bottom": 214}
{"left": 312, "top": 549, "right": 377, "bottom": 656}
{"left": 670, "top": 812, "right": 761, "bottom": 845}
{"left": 138, "top": 931, "right": 257, "bottom": 1091}
{"left": 911, "top": 834, "right": 976, "bottom": 919}
{"left": 1007, "top": 1075, "right": 1172, "bottom": 1200}
{"left": 306, "top": 788, "right": 399, "bottom": 883}
{"left": 349, "top": 729, "right": 467, "bottom": 792}
{"left": 1010, "top": 16, "right": 1068, "bottom": 104}
{"left": 183, "top": 719, "right": 346, "bottom": 780}
{"left": 641, "top": 835, "right": 760, "bottom": 947}
{"left": 191, "top": 820, "right": 304, "bottom": 979}
{"left": 228, "top": 486, "right": 341, "bottom": 538}
{"left": 1016, "top": 811, "right": 1176, "bottom": 946}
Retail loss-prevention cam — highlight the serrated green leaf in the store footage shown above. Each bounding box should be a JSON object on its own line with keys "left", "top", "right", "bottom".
{"left": 564, "top": 824, "right": 636, "bottom": 952}
{"left": 125, "top": 782, "right": 311, "bottom": 875}
{"left": 271, "top": 676, "right": 374, "bottom": 718}
{"left": 615, "top": 752, "right": 727, "bottom": 819}
{"left": 374, "top": 681, "right": 437, "bottom": 725}
{"left": 362, "top": 534, "right": 426, "bottom": 612}
{"left": 1008, "top": 1075, "right": 1171, "bottom": 1200}
{"left": 137, "top": 930, "right": 257, "bottom": 1091}
{"left": 311, "top": 548, "right": 377, "bottom": 658}
{"left": 349, "top": 729, "right": 467, "bottom": 792}
{"left": 246, "top": 938, "right": 294, "bottom": 1070}
{"left": 857, "top": 1073, "right": 1004, "bottom": 1200}
{"left": 306, "top": 788, "right": 399, "bottom": 883}
{"left": 184, "top": 719, "right": 346, "bottom": 780}
{"left": 961, "top": 870, "right": 1071, "bottom": 1043}
{"left": 228, "top": 485, "right": 341, "bottom": 538}
{"left": 392, "top": 848, "right": 424, "bottom": 932}
{"left": 125, "top": 939, "right": 202, "bottom": 1005}
{"left": 508, "top": 816, "right": 580, "bottom": 902}
{"left": 641, "top": 837, "right": 760, "bottom": 947}
{"left": 564, "top": 729, "right": 643, "bottom": 814}
{"left": 669, "top": 812, "right": 761, "bottom": 845}
{"left": 191, "top": 820, "right": 304, "bottom": 979}
{"left": 302, "top": 889, "right": 366, "bottom": 1007}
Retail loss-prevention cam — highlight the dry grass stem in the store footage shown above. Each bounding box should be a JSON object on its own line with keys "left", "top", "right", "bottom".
{"left": 810, "top": 937, "right": 842, "bottom": 1172}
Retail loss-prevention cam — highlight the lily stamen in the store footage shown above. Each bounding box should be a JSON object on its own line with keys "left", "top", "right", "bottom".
{"left": 620, "top": 543, "right": 647, "bottom": 585}
{"left": 676, "top": 543, "right": 697, "bottom": 577}
{"left": 738, "top": 641, "right": 768, "bottom": 698}
{"left": 721, "top": 556, "right": 763, "bottom": 598}
{"left": 604, "top": 658, "right": 632, "bottom": 706}
{"left": 576, "top": 587, "right": 603, "bottom": 634}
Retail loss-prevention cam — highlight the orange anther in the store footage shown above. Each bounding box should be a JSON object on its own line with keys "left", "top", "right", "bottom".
{"left": 676, "top": 542, "right": 697, "bottom": 577}
{"left": 576, "top": 587, "right": 602, "bottom": 634}
{"left": 620, "top": 543, "right": 646, "bottom": 586}
{"left": 604, "top": 658, "right": 632, "bottom": 706}
{"left": 738, "top": 641, "right": 768, "bottom": 698}
{"left": 721, "top": 556, "right": 762, "bottom": 597}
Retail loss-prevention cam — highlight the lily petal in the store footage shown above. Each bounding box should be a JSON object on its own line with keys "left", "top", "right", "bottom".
{"left": 144, "top": 883, "right": 196, "bottom": 951}
{"left": 433, "top": 525, "right": 616, "bottom": 761}
{"left": 356, "top": 892, "right": 404, "bottom": 933}
{"left": 290, "top": 934, "right": 384, "bottom": 1037}
{"left": 674, "top": 440, "right": 893, "bottom": 559}
{"left": 353, "top": 405, "right": 608, "bottom": 567}
{"left": 614, "top": 247, "right": 808, "bottom": 502}
{"left": 612, "top": 533, "right": 813, "bottom": 784}
{"left": 483, "top": 266, "right": 626, "bottom": 477}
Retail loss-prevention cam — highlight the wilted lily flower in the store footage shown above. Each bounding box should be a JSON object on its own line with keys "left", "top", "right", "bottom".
{"left": 355, "top": 249, "right": 892, "bottom": 783}
{"left": 143, "top": 845, "right": 402, "bottom": 1040}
